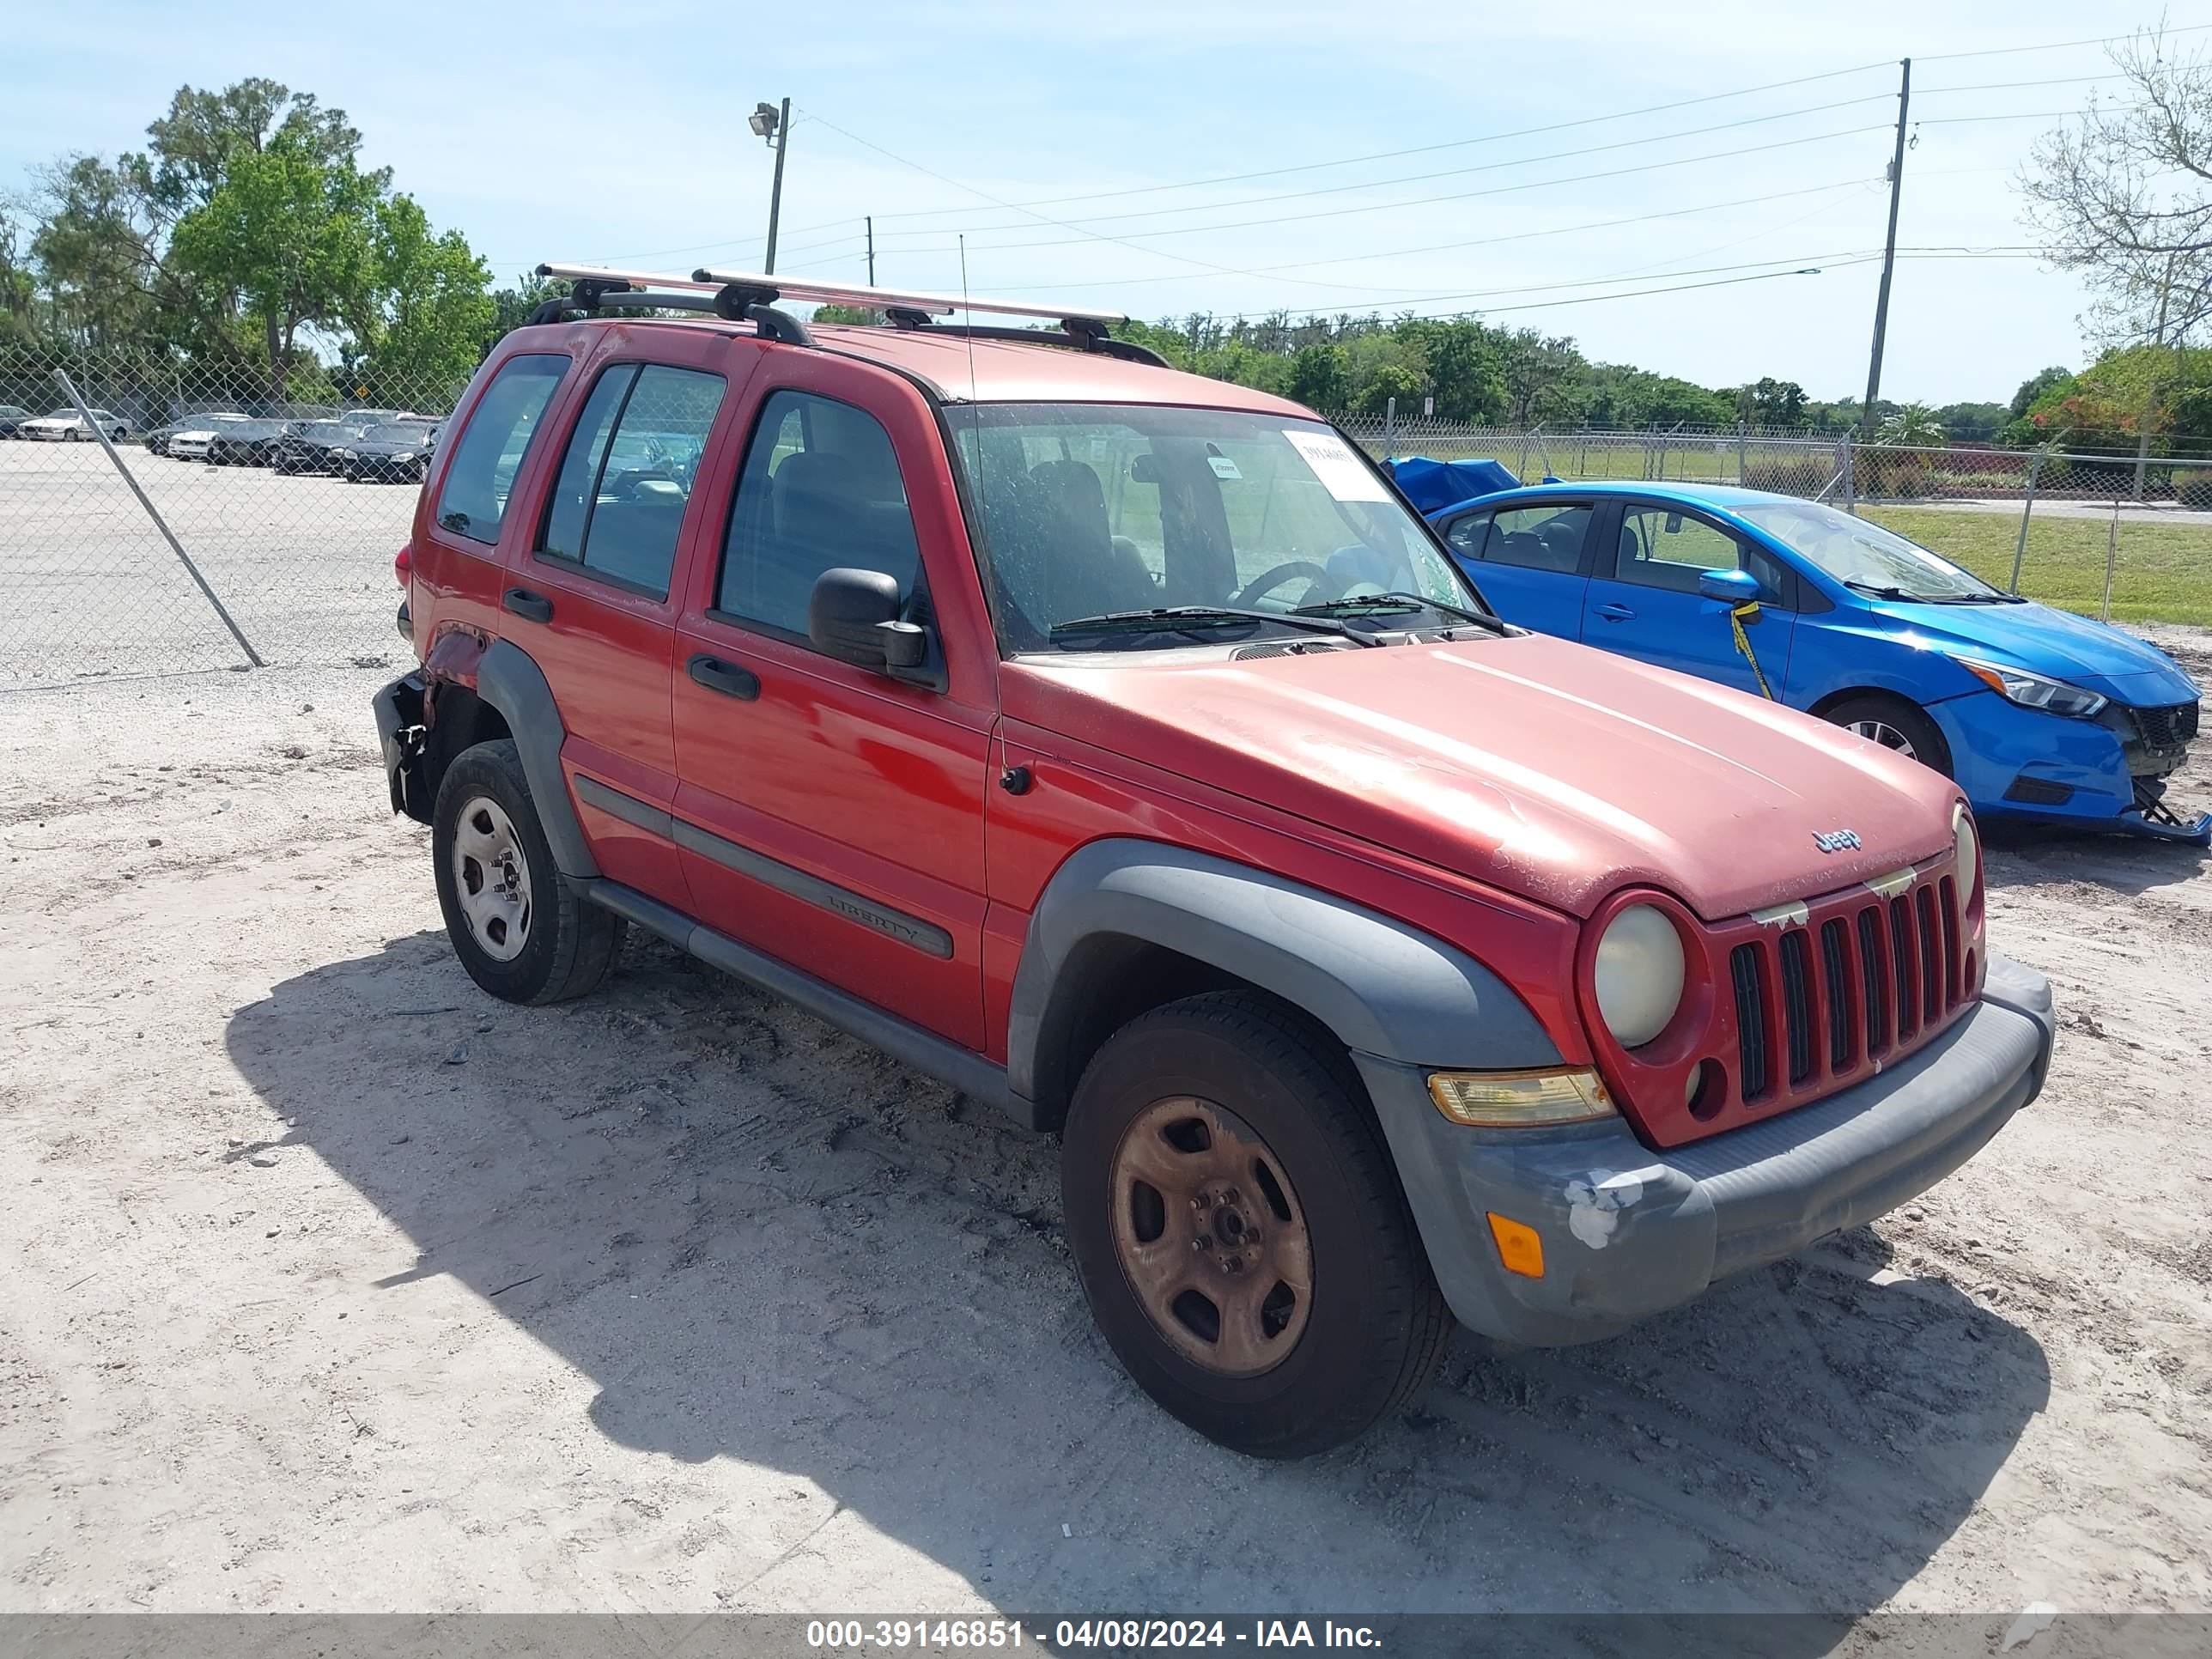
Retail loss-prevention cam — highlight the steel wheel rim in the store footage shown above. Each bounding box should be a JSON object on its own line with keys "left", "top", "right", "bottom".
{"left": 1845, "top": 717, "right": 1917, "bottom": 760}
{"left": 1108, "top": 1096, "right": 1313, "bottom": 1377}
{"left": 451, "top": 796, "right": 532, "bottom": 961}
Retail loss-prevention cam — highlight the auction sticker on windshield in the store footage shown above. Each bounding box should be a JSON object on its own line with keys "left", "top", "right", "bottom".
{"left": 1283, "top": 429, "right": 1389, "bottom": 501}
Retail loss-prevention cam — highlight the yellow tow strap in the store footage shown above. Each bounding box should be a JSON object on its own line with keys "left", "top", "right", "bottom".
{"left": 1729, "top": 600, "right": 1776, "bottom": 700}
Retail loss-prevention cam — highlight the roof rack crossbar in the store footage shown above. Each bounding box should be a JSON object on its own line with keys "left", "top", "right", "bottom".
{"left": 689, "top": 267, "right": 1127, "bottom": 329}
{"left": 532, "top": 263, "right": 812, "bottom": 345}
{"left": 890, "top": 321, "right": 1170, "bottom": 369}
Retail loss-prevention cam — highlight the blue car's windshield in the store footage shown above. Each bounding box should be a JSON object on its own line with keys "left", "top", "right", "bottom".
{"left": 1733, "top": 499, "right": 2003, "bottom": 602}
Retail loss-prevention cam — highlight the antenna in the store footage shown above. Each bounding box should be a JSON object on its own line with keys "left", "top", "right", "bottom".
{"left": 958, "top": 232, "right": 986, "bottom": 532}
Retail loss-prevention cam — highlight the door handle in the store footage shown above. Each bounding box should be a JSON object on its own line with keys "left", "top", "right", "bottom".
{"left": 1596, "top": 602, "right": 1636, "bottom": 622}
{"left": 501, "top": 587, "right": 554, "bottom": 623}
{"left": 688, "top": 653, "right": 761, "bottom": 701}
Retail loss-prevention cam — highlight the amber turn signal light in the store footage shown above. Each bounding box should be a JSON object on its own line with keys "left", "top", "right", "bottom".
{"left": 1486, "top": 1212, "right": 1545, "bottom": 1279}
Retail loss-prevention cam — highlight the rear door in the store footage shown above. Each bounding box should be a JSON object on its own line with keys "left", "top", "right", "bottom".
{"left": 1437, "top": 498, "right": 1596, "bottom": 639}
{"left": 498, "top": 331, "right": 743, "bottom": 908}
{"left": 669, "top": 355, "right": 994, "bottom": 1048}
{"left": 1579, "top": 499, "right": 1797, "bottom": 696}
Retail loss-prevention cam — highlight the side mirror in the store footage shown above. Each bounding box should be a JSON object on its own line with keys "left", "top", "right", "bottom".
{"left": 1698, "top": 568, "right": 1762, "bottom": 605}
{"left": 809, "top": 567, "right": 929, "bottom": 673}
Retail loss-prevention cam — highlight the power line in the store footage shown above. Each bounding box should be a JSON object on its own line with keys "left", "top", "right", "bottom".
{"left": 1915, "top": 19, "right": 2212, "bottom": 64}
{"left": 988, "top": 178, "right": 1882, "bottom": 293}
{"left": 870, "top": 126, "right": 1893, "bottom": 259}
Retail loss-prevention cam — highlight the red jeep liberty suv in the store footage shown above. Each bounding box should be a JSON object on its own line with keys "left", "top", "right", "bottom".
{"left": 373, "top": 266, "right": 2056, "bottom": 1456}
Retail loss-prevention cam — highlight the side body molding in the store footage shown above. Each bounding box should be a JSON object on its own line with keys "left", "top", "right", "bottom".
{"left": 1006, "top": 839, "right": 1561, "bottom": 1116}
{"left": 473, "top": 638, "right": 598, "bottom": 880}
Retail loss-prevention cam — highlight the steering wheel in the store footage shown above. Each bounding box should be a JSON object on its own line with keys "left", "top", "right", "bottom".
{"left": 1231, "top": 561, "right": 1340, "bottom": 608}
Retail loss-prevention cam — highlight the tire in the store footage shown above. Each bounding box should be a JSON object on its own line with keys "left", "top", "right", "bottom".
{"left": 431, "top": 739, "right": 623, "bottom": 1006}
{"left": 1061, "top": 990, "right": 1450, "bottom": 1457}
{"left": 1824, "top": 692, "right": 1953, "bottom": 776}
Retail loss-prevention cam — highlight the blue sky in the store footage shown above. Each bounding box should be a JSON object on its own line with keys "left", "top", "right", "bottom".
{"left": 9, "top": 1, "right": 2208, "bottom": 405}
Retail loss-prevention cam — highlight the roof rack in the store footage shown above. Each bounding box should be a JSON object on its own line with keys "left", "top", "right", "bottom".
{"left": 531, "top": 263, "right": 1167, "bottom": 367}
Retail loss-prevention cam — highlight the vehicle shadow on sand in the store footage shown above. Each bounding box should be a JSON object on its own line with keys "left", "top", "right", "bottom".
{"left": 225, "top": 929, "right": 2049, "bottom": 1630}
{"left": 1982, "top": 820, "right": 2210, "bottom": 900}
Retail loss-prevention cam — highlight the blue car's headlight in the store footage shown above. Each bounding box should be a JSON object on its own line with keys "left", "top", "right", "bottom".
{"left": 1957, "top": 656, "right": 2108, "bottom": 719}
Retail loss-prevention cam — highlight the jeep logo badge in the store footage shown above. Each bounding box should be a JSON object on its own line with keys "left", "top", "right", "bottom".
{"left": 1813, "top": 829, "right": 1863, "bottom": 854}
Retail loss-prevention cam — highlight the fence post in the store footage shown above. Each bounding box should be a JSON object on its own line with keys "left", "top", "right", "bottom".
{"left": 1737, "top": 424, "right": 1747, "bottom": 486}
{"left": 2100, "top": 495, "right": 2121, "bottom": 623}
{"left": 1842, "top": 435, "right": 1856, "bottom": 516}
{"left": 52, "top": 368, "right": 264, "bottom": 670}
{"left": 1384, "top": 395, "right": 1396, "bottom": 452}
{"left": 2008, "top": 449, "right": 2044, "bottom": 595}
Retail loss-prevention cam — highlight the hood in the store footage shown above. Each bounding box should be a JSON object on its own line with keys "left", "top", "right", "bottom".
{"left": 1003, "top": 635, "right": 1960, "bottom": 922}
{"left": 1866, "top": 596, "right": 2203, "bottom": 706}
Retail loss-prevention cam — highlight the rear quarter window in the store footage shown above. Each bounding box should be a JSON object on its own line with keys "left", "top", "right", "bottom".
{"left": 434, "top": 354, "right": 570, "bottom": 545}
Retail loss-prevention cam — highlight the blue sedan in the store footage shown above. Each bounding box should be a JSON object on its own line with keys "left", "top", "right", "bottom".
{"left": 1408, "top": 476, "right": 2207, "bottom": 843}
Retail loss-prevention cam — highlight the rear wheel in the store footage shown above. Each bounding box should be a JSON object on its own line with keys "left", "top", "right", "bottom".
{"left": 1825, "top": 693, "right": 1953, "bottom": 775}
{"left": 1061, "top": 991, "right": 1449, "bottom": 1457}
{"left": 432, "top": 740, "right": 623, "bottom": 1005}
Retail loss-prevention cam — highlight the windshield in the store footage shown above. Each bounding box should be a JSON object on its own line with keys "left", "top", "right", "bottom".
{"left": 363, "top": 423, "right": 427, "bottom": 444}
{"left": 946, "top": 404, "right": 1475, "bottom": 651}
{"left": 1732, "top": 498, "right": 2001, "bottom": 601}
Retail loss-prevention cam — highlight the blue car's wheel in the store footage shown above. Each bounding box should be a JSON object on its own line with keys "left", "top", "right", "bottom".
{"left": 1826, "top": 694, "right": 1953, "bottom": 776}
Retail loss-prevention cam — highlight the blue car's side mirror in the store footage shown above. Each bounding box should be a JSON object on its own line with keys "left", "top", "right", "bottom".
{"left": 1698, "top": 568, "right": 1762, "bottom": 605}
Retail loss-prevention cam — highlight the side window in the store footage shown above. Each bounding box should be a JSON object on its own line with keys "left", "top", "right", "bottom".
{"left": 535, "top": 364, "right": 725, "bottom": 599}
{"left": 1613, "top": 507, "right": 1784, "bottom": 599}
{"left": 1443, "top": 511, "right": 1492, "bottom": 556}
{"left": 1483, "top": 504, "right": 1593, "bottom": 573}
{"left": 716, "top": 390, "right": 921, "bottom": 640}
{"left": 434, "top": 354, "right": 569, "bottom": 545}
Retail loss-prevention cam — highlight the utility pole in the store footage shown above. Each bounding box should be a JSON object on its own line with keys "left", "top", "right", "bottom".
{"left": 750, "top": 97, "right": 792, "bottom": 274}
{"left": 1860, "top": 58, "right": 1911, "bottom": 437}
{"left": 866, "top": 216, "right": 875, "bottom": 286}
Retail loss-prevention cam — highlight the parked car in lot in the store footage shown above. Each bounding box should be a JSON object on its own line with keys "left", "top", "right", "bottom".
{"left": 21, "top": 408, "right": 128, "bottom": 442}
{"left": 0, "top": 404, "right": 31, "bottom": 439}
{"left": 1408, "top": 473, "right": 2208, "bottom": 845}
{"left": 149, "top": 411, "right": 248, "bottom": 457}
{"left": 373, "top": 266, "right": 2054, "bottom": 1456}
{"left": 272, "top": 419, "right": 372, "bottom": 475}
{"left": 206, "top": 418, "right": 298, "bottom": 466}
{"left": 340, "top": 421, "right": 439, "bottom": 482}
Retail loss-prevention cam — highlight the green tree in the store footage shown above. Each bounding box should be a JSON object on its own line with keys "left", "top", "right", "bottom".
{"left": 352, "top": 193, "right": 493, "bottom": 393}
{"left": 1874, "top": 403, "right": 1946, "bottom": 447}
{"left": 1495, "top": 330, "right": 1578, "bottom": 425}
{"left": 1287, "top": 343, "right": 1349, "bottom": 412}
{"left": 1740, "top": 376, "right": 1807, "bottom": 426}
{"left": 170, "top": 133, "right": 382, "bottom": 395}
{"left": 2009, "top": 367, "right": 2074, "bottom": 421}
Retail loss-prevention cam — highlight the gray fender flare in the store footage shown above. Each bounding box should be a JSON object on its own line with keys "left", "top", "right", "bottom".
{"left": 1006, "top": 838, "right": 1560, "bottom": 1116}
{"left": 474, "top": 638, "right": 598, "bottom": 880}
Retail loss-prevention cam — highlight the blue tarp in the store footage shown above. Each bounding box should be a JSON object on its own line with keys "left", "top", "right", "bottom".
{"left": 1386, "top": 455, "right": 1519, "bottom": 514}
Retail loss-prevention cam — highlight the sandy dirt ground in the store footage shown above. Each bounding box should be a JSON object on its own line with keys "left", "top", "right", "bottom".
{"left": 3, "top": 634, "right": 2209, "bottom": 1629}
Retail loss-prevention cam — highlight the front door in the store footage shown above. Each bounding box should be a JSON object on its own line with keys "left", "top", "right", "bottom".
{"left": 1580, "top": 500, "right": 1796, "bottom": 697}
{"left": 670, "top": 360, "right": 992, "bottom": 1048}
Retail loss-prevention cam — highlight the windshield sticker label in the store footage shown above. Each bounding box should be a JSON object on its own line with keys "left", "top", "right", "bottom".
{"left": 1207, "top": 454, "right": 1243, "bottom": 481}
{"left": 1283, "top": 429, "right": 1389, "bottom": 501}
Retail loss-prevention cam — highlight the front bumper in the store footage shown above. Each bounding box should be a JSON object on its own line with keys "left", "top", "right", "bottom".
{"left": 1357, "top": 956, "right": 2055, "bottom": 1346}
{"left": 1937, "top": 689, "right": 2203, "bottom": 840}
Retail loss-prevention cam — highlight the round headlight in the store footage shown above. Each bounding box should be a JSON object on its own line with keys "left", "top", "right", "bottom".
{"left": 1594, "top": 903, "right": 1686, "bottom": 1048}
{"left": 1954, "top": 805, "right": 1978, "bottom": 904}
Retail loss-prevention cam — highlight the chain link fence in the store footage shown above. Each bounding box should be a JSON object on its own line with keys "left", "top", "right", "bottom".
{"left": 1346, "top": 417, "right": 2212, "bottom": 627}
{"left": 1, "top": 349, "right": 468, "bottom": 687}
{"left": 7, "top": 349, "right": 2212, "bottom": 689}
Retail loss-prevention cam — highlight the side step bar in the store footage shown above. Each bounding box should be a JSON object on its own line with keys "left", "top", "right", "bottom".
{"left": 574, "top": 877, "right": 1037, "bottom": 1129}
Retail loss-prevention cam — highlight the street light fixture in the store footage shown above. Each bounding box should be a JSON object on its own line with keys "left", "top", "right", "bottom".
{"left": 752, "top": 97, "right": 791, "bottom": 274}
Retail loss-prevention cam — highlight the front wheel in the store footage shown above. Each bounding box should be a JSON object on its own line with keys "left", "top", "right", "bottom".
{"left": 1824, "top": 693, "right": 1953, "bottom": 776}
{"left": 431, "top": 740, "right": 623, "bottom": 1005}
{"left": 1061, "top": 991, "right": 1450, "bottom": 1457}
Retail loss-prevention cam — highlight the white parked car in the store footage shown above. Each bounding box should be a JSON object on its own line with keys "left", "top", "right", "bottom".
{"left": 21, "top": 408, "right": 129, "bottom": 442}
{"left": 166, "top": 425, "right": 228, "bottom": 461}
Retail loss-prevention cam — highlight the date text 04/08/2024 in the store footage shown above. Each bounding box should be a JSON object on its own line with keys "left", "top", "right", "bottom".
{"left": 803, "top": 1621, "right": 1384, "bottom": 1650}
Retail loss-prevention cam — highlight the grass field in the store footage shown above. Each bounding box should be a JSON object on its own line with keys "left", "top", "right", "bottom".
{"left": 1869, "top": 507, "right": 2212, "bottom": 628}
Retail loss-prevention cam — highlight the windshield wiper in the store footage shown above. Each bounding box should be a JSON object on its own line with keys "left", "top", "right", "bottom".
{"left": 1297, "top": 591, "right": 1513, "bottom": 635}
{"left": 1844, "top": 578, "right": 2018, "bottom": 605}
{"left": 1048, "top": 605, "right": 1382, "bottom": 647}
